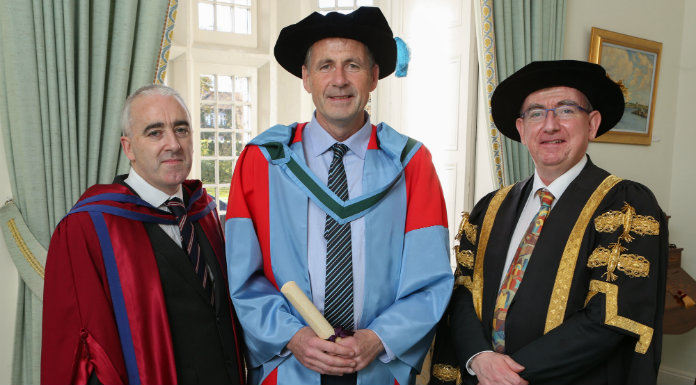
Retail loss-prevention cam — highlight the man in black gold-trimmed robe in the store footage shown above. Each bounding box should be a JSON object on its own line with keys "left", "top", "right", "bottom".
{"left": 430, "top": 60, "right": 667, "bottom": 385}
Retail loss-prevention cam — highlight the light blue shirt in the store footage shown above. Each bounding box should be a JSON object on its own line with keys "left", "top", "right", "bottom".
{"left": 303, "top": 114, "right": 369, "bottom": 328}
{"left": 302, "top": 113, "right": 393, "bottom": 361}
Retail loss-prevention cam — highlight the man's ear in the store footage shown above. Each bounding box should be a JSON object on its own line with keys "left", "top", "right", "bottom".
{"left": 121, "top": 136, "right": 136, "bottom": 162}
{"left": 302, "top": 65, "right": 311, "bottom": 93}
{"left": 588, "top": 110, "right": 601, "bottom": 140}
{"left": 515, "top": 117, "right": 526, "bottom": 145}
{"left": 370, "top": 65, "right": 379, "bottom": 92}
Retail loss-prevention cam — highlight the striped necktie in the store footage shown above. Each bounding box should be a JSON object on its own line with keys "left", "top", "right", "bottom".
{"left": 323, "top": 143, "right": 354, "bottom": 331}
{"left": 166, "top": 197, "right": 214, "bottom": 304}
{"left": 492, "top": 188, "right": 554, "bottom": 352}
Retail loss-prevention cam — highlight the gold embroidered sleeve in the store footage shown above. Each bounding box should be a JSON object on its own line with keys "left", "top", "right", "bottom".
{"left": 455, "top": 212, "right": 478, "bottom": 246}
{"left": 587, "top": 280, "right": 654, "bottom": 354}
{"left": 432, "top": 364, "right": 462, "bottom": 384}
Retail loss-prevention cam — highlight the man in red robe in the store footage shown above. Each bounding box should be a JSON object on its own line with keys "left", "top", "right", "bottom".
{"left": 41, "top": 85, "right": 245, "bottom": 385}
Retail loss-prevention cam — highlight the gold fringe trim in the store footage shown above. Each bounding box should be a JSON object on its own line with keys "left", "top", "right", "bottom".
{"left": 545, "top": 175, "right": 622, "bottom": 333}
{"left": 7, "top": 219, "right": 44, "bottom": 279}
{"left": 587, "top": 280, "right": 653, "bottom": 354}
{"left": 432, "top": 364, "right": 462, "bottom": 384}
{"left": 473, "top": 185, "right": 513, "bottom": 320}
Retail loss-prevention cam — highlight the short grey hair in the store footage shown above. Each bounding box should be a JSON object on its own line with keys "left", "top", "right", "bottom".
{"left": 120, "top": 84, "right": 190, "bottom": 136}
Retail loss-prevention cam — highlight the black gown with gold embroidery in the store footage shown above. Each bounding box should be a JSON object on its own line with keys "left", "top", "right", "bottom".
{"left": 430, "top": 158, "right": 667, "bottom": 385}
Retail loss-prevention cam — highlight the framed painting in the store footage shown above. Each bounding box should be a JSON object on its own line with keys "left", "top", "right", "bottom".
{"left": 588, "top": 27, "right": 662, "bottom": 145}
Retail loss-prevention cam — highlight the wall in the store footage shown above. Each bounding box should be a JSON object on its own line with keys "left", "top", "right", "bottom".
{"left": 0, "top": 123, "right": 19, "bottom": 384}
{"left": 663, "top": 0, "right": 696, "bottom": 381}
{"left": 565, "top": 0, "right": 696, "bottom": 383}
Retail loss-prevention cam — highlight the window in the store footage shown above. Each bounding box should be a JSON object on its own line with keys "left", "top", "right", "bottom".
{"left": 197, "top": 70, "right": 255, "bottom": 218}
{"left": 198, "top": 0, "right": 251, "bottom": 33}
{"left": 317, "top": 0, "right": 374, "bottom": 14}
{"left": 193, "top": 0, "right": 257, "bottom": 47}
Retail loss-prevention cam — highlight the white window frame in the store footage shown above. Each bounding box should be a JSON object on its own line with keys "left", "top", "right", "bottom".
{"left": 193, "top": 0, "right": 258, "bottom": 47}
{"left": 191, "top": 63, "right": 258, "bottom": 215}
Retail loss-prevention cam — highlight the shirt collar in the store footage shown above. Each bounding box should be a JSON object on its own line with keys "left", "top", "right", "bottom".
{"left": 124, "top": 168, "right": 183, "bottom": 208}
{"left": 532, "top": 155, "right": 587, "bottom": 203}
{"left": 304, "top": 112, "right": 371, "bottom": 160}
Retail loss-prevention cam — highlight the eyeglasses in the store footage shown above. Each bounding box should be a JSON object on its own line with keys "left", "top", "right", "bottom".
{"left": 520, "top": 104, "right": 591, "bottom": 123}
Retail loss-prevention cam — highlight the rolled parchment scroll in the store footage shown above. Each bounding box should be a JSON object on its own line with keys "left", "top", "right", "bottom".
{"left": 281, "top": 281, "right": 335, "bottom": 340}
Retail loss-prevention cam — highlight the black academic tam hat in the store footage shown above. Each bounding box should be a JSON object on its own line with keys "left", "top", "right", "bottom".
{"left": 273, "top": 6, "right": 396, "bottom": 79}
{"left": 491, "top": 60, "right": 625, "bottom": 142}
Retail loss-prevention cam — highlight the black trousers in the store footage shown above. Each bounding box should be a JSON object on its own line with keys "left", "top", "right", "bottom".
{"left": 321, "top": 373, "right": 357, "bottom": 385}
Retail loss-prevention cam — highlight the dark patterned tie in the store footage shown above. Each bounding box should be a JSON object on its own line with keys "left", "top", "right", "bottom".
{"left": 323, "top": 143, "right": 354, "bottom": 331}
{"left": 166, "top": 197, "right": 214, "bottom": 304}
{"left": 492, "top": 188, "right": 554, "bottom": 352}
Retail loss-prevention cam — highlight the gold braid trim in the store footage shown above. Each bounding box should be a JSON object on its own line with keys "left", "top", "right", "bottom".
{"left": 455, "top": 275, "right": 473, "bottom": 291}
{"left": 544, "top": 175, "right": 622, "bottom": 333}
{"left": 432, "top": 364, "right": 462, "bottom": 384}
{"left": 587, "top": 244, "right": 649, "bottom": 282}
{"left": 455, "top": 212, "right": 478, "bottom": 245}
{"left": 594, "top": 203, "right": 659, "bottom": 241}
{"left": 473, "top": 185, "right": 513, "bottom": 320}
{"left": 456, "top": 249, "right": 474, "bottom": 270}
{"left": 7, "top": 219, "right": 45, "bottom": 279}
{"left": 587, "top": 280, "right": 653, "bottom": 354}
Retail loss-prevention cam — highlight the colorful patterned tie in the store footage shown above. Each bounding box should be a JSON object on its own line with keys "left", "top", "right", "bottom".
{"left": 324, "top": 143, "right": 354, "bottom": 331}
{"left": 166, "top": 198, "right": 214, "bottom": 305}
{"left": 492, "top": 188, "right": 554, "bottom": 352}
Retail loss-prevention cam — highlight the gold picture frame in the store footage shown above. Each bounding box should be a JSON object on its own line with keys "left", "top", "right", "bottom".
{"left": 588, "top": 27, "right": 662, "bottom": 145}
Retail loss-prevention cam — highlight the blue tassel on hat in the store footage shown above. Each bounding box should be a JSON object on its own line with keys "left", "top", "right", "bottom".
{"left": 394, "top": 37, "right": 410, "bottom": 78}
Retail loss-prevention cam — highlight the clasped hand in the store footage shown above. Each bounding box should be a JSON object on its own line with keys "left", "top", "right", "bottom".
{"left": 287, "top": 327, "right": 384, "bottom": 375}
{"left": 471, "top": 351, "right": 528, "bottom": 385}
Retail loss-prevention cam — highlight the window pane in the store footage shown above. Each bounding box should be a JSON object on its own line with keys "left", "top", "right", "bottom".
{"left": 218, "top": 75, "right": 234, "bottom": 101}
{"left": 235, "top": 76, "right": 249, "bottom": 102}
{"left": 218, "top": 105, "right": 234, "bottom": 128}
{"left": 198, "top": 3, "right": 215, "bottom": 30}
{"left": 234, "top": 0, "right": 250, "bottom": 5}
{"left": 218, "top": 186, "right": 230, "bottom": 212}
{"left": 356, "top": 0, "right": 373, "bottom": 6}
{"left": 217, "top": 0, "right": 234, "bottom": 3}
{"left": 235, "top": 105, "right": 250, "bottom": 130}
{"left": 234, "top": 7, "right": 251, "bottom": 34}
{"left": 201, "top": 131, "right": 215, "bottom": 156}
{"left": 337, "top": 0, "right": 353, "bottom": 7}
{"left": 319, "top": 0, "right": 335, "bottom": 8}
{"left": 218, "top": 132, "right": 233, "bottom": 156}
{"left": 235, "top": 131, "right": 251, "bottom": 155}
{"left": 207, "top": 186, "right": 217, "bottom": 203}
{"left": 219, "top": 160, "right": 233, "bottom": 186}
{"left": 200, "top": 105, "right": 215, "bottom": 128}
{"left": 200, "top": 75, "right": 215, "bottom": 100}
{"left": 216, "top": 4, "right": 234, "bottom": 32}
{"left": 201, "top": 160, "right": 216, "bottom": 184}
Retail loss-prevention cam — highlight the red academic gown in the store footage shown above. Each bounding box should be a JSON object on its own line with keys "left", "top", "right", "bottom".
{"left": 41, "top": 179, "right": 245, "bottom": 385}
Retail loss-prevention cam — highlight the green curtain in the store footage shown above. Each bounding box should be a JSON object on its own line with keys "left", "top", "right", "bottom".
{"left": 0, "top": 0, "right": 175, "bottom": 383}
{"left": 493, "top": 0, "right": 566, "bottom": 185}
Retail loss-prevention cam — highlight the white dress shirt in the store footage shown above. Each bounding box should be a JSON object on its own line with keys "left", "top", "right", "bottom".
{"left": 124, "top": 168, "right": 184, "bottom": 246}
